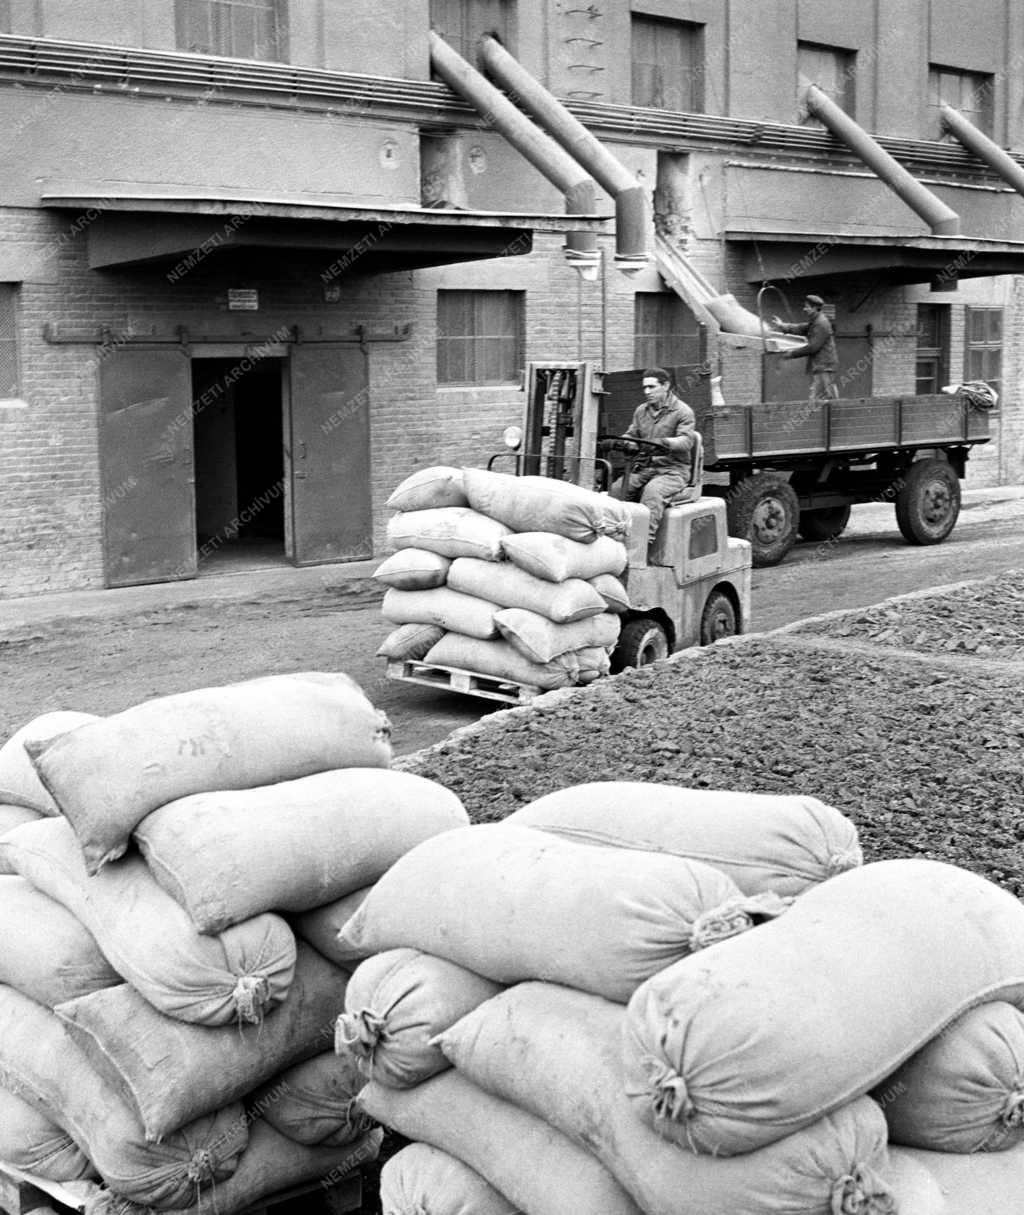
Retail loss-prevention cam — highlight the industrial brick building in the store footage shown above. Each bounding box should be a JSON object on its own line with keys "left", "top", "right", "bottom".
{"left": 1, "top": 0, "right": 1023, "bottom": 595}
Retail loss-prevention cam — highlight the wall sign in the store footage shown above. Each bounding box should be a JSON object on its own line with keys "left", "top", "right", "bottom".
{"left": 228, "top": 289, "right": 259, "bottom": 311}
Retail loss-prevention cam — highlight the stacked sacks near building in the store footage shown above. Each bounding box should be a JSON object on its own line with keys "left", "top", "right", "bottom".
{"left": 376, "top": 466, "right": 633, "bottom": 690}
{"left": 0, "top": 673, "right": 473, "bottom": 1214}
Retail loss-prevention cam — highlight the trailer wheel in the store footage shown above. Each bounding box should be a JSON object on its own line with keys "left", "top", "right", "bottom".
{"left": 612, "top": 618, "right": 670, "bottom": 672}
{"left": 798, "top": 505, "right": 851, "bottom": 542}
{"left": 727, "top": 473, "right": 800, "bottom": 567}
{"left": 700, "top": 590, "right": 737, "bottom": 645}
{"left": 894, "top": 459, "right": 961, "bottom": 545}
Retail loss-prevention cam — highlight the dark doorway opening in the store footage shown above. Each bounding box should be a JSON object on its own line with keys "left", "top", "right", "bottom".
{"left": 191, "top": 356, "right": 285, "bottom": 569}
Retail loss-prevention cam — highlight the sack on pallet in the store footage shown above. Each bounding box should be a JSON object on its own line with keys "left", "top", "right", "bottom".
{"left": 422, "top": 634, "right": 609, "bottom": 692}
{"left": 376, "top": 622, "right": 447, "bottom": 662}
{"left": 494, "top": 608, "right": 620, "bottom": 665}
{"left": 0, "top": 875, "right": 120, "bottom": 1006}
{"left": 588, "top": 573, "right": 630, "bottom": 613}
{"left": 386, "top": 508, "right": 511, "bottom": 561}
{"left": 0, "top": 1085, "right": 96, "bottom": 1182}
{"left": 374, "top": 548, "right": 452, "bottom": 591}
{"left": 0, "top": 818, "right": 296, "bottom": 1026}
{"left": 292, "top": 887, "right": 373, "bottom": 967}
{"left": 25, "top": 672, "right": 392, "bottom": 875}
{"left": 437, "top": 982, "right": 895, "bottom": 1215}
{"left": 462, "top": 468, "right": 631, "bottom": 543}
{"left": 504, "top": 782, "right": 862, "bottom": 898}
{"left": 0, "top": 803, "right": 44, "bottom": 872}
{"left": 54, "top": 942, "right": 350, "bottom": 1142}
{"left": 135, "top": 769, "right": 468, "bottom": 934}
{"left": 86, "top": 1122, "right": 383, "bottom": 1215}
{"left": 382, "top": 587, "right": 500, "bottom": 640}
{"left": 387, "top": 465, "right": 468, "bottom": 511}
{"left": 0, "top": 983, "right": 248, "bottom": 1207}
{"left": 501, "top": 532, "right": 628, "bottom": 583}
{"left": 380, "top": 1143, "right": 522, "bottom": 1215}
{"left": 338, "top": 824, "right": 785, "bottom": 1003}
{"left": 360, "top": 1072, "right": 642, "bottom": 1215}
{"left": 336, "top": 948, "right": 502, "bottom": 1088}
{"left": 878, "top": 1001, "right": 1024, "bottom": 1153}
{"left": 0, "top": 711, "right": 100, "bottom": 813}
{"left": 623, "top": 859, "right": 1024, "bottom": 1157}
{"left": 250, "top": 1050, "right": 372, "bottom": 1147}
{"left": 448, "top": 557, "right": 606, "bottom": 624}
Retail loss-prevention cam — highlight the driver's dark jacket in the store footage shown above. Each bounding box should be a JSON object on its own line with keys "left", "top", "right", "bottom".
{"left": 623, "top": 392, "right": 697, "bottom": 471}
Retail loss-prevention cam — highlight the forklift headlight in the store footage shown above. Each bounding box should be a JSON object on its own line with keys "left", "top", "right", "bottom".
{"left": 502, "top": 425, "right": 523, "bottom": 450}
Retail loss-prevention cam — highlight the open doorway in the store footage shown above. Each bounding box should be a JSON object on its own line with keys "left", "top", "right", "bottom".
{"left": 191, "top": 355, "right": 285, "bottom": 571}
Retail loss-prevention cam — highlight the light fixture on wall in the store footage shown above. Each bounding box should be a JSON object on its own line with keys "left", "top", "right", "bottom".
{"left": 565, "top": 246, "right": 602, "bottom": 282}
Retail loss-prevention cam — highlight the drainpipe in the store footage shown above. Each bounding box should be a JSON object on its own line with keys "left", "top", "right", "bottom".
{"left": 940, "top": 103, "right": 1024, "bottom": 201}
{"left": 428, "top": 31, "right": 598, "bottom": 266}
{"left": 805, "top": 84, "right": 961, "bottom": 236}
{"left": 478, "top": 35, "right": 648, "bottom": 269}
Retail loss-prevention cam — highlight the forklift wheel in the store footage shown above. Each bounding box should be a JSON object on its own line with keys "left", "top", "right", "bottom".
{"left": 700, "top": 590, "right": 738, "bottom": 645}
{"left": 611, "top": 619, "right": 670, "bottom": 672}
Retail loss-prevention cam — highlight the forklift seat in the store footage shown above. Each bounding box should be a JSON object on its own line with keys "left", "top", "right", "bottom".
{"left": 665, "top": 430, "right": 704, "bottom": 506}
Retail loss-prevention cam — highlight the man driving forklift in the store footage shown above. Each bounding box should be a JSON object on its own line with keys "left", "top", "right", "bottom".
{"left": 611, "top": 367, "right": 700, "bottom": 544}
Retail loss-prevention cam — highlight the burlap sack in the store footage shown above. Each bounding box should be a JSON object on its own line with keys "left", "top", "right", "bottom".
{"left": 504, "top": 781, "right": 862, "bottom": 897}
{"left": 0, "top": 984, "right": 247, "bottom": 1207}
{"left": 359, "top": 1073, "right": 642, "bottom": 1215}
{"left": 386, "top": 508, "right": 511, "bottom": 561}
{"left": 494, "top": 609, "right": 620, "bottom": 664}
{"left": 0, "top": 1085, "right": 96, "bottom": 1181}
{"left": 376, "top": 623, "right": 446, "bottom": 662}
{"left": 374, "top": 548, "right": 452, "bottom": 590}
{"left": 25, "top": 672, "right": 392, "bottom": 874}
{"left": 0, "top": 711, "right": 100, "bottom": 813}
{"left": 588, "top": 574, "right": 630, "bottom": 613}
{"left": 0, "top": 804, "right": 44, "bottom": 866}
{"left": 54, "top": 942, "right": 349, "bottom": 1142}
{"left": 338, "top": 824, "right": 785, "bottom": 1003}
{"left": 250, "top": 1050, "right": 372, "bottom": 1147}
{"left": 888, "top": 1142, "right": 1024, "bottom": 1215}
{"left": 500, "top": 532, "right": 627, "bottom": 583}
{"left": 624, "top": 859, "right": 1024, "bottom": 1156}
{"left": 292, "top": 887, "right": 372, "bottom": 966}
{"left": 462, "top": 468, "right": 631, "bottom": 543}
{"left": 1, "top": 818, "right": 296, "bottom": 1025}
{"left": 336, "top": 948, "right": 502, "bottom": 1088}
{"left": 382, "top": 587, "right": 500, "bottom": 639}
{"left": 878, "top": 1001, "right": 1024, "bottom": 1153}
{"left": 135, "top": 769, "right": 469, "bottom": 934}
{"left": 447, "top": 558, "right": 605, "bottom": 624}
{"left": 387, "top": 466, "right": 468, "bottom": 511}
{"left": 380, "top": 1143, "right": 521, "bottom": 1215}
{"left": 437, "top": 982, "right": 897, "bottom": 1215}
{"left": 422, "top": 635, "right": 609, "bottom": 691}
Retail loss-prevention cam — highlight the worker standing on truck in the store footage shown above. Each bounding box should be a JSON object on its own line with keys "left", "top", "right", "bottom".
{"left": 612, "top": 367, "right": 698, "bottom": 544}
{"left": 772, "top": 294, "right": 839, "bottom": 402}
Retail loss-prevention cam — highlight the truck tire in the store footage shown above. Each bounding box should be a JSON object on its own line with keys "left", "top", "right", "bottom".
{"left": 611, "top": 618, "right": 670, "bottom": 672}
{"left": 727, "top": 473, "right": 800, "bottom": 567}
{"left": 894, "top": 459, "right": 961, "bottom": 545}
{"left": 798, "top": 505, "right": 851, "bottom": 542}
{"left": 700, "top": 590, "right": 737, "bottom": 645}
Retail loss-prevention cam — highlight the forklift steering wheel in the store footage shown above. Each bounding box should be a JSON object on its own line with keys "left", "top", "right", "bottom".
{"left": 597, "top": 434, "right": 666, "bottom": 454}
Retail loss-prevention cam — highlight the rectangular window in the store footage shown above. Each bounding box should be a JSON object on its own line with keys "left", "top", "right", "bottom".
{"left": 915, "top": 303, "right": 950, "bottom": 394}
{"left": 798, "top": 41, "right": 856, "bottom": 121}
{"left": 631, "top": 16, "right": 704, "bottom": 112}
{"left": 928, "top": 65, "right": 994, "bottom": 139}
{"left": 176, "top": 0, "right": 287, "bottom": 62}
{"left": 0, "top": 2, "right": 10, "bottom": 35}
{"left": 634, "top": 293, "right": 703, "bottom": 370}
{"left": 0, "top": 285, "right": 20, "bottom": 401}
{"left": 429, "top": 0, "right": 514, "bottom": 63}
{"left": 964, "top": 307, "right": 1002, "bottom": 395}
{"left": 437, "top": 290, "right": 524, "bottom": 386}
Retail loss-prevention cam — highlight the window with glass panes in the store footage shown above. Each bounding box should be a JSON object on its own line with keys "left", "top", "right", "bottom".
{"left": 634, "top": 293, "right": 702, "bottom": 369}
{"left": 0, "top": 285, "right": 20, "bottom": 401}
{"left": 915, "top": 304, "right": 950, "bottom": 394}
{"left": 631, "top": 16, "right": 704, "bottom": 111}
{"left": 176, "top": 0, "right": 286, "bottom": 61}
{"left": 964, "top": 307, "right": 1002, "bottom": 395}
{"left": 429, "top": 0, "right": 513, "bottom": 62}
{"left": 928, "top": 66, "right": 993, "bottom": 139}
{"left": 437, "top": 290, "right": 524, "bottom": 386}
{"left": 797, "top": 41, "right": 856, "bottom": 121}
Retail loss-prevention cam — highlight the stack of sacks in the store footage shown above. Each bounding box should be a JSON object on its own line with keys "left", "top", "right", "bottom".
{"left": 0, "top": 672, "right": 471, "bottom": 1213}
{"left": 375, "top": 465, "right": 632, "bottom": 691}
{"left": 338, "top": 817, "right": 801, "bottom": 1213}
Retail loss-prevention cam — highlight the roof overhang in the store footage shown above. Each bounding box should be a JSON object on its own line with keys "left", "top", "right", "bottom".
{"left": 727, "top": 230, "right": 1024, "bottom": 287}
{"left": 40, "top": 187, "right": 610, "bottom": 272}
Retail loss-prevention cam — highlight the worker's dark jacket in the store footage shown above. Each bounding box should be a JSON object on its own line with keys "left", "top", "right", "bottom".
{"left": 778, "top": 312, "right": 838, "bottom": 372}
{"left": 624, "top": 393, "right": 696, "bottom": 471}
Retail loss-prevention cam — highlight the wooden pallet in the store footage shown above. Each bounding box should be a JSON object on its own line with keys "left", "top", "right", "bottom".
{"left": 387, "top": 659, "right": 541, "bottom": 705}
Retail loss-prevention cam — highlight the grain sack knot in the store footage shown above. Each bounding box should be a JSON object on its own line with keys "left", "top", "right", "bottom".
{"left": 336, "top": 1008, "right": 389, "bottom": 1059}
{"left": 645, "top": 1057, "right": 695, "bottom": 1123}
{"left": 186, "top": 1147, "right": 217, "bottom": 1185}
{"left": 232, "top": 973, "right": 269, "bottom": 1025}
{"left": 689, "top": 891, "right": 790, "bottom": 951}
{"left": 827, "top": 845, "right": 864, "bottom": 876}
{"left": 829, "top": 1165, "right": 897, "bottom": 1214}
{"left": 374, "top": 711, "right": 393, "bottom": 743}
{"left": 1000, "top": 1086, "right": 1024, "bottom": 1127}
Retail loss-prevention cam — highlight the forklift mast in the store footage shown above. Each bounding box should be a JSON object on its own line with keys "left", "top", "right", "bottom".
{"left": 520, "top": 361, "right": 603, "bottom": 487}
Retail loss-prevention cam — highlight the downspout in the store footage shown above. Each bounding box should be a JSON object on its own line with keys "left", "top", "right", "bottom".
{"left": 940, "top": 103, "right": 1024, "bottom": 200}
{"left": 427, "top": 31, "right": 598, "bottom": 265}
{"left": 805, "top": 84, "right": 961, "bottom": 236}
{"left": 478, "top": 34, "right": 648, "bottom": 268}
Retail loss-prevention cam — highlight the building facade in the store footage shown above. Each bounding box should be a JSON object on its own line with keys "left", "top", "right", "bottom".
{"left": 1, "top": 0, "right": 1023, "bottom": 596}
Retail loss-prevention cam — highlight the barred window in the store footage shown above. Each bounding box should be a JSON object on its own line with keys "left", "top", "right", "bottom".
{"left": 964, "top": 307, "right": 1002, "bottom": 395}
{"left": 430, "top": 0, "right": 514, "bottom": 63}
{"left": 437, "top": 290, "right": 524, "bottom": 386}
{"left": 0, "top": 285, "right": 19, "bottom": 401}
{"left": 798, "top": 41, "right": 856, "bottom": 122}
{"left": 915, "top": 303, "right": 950, "bottom": 394}
{"left": 176, "top": 0, "right": 287, "bottom": 62}
{"left": 634, "top": 293, "right": 702, "bottom": 370}
{"left": 631, "top": 16, "right": 704, "bottom": 112}
{"left": 929, "top": 65, "right": 993, "bottom": 139}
